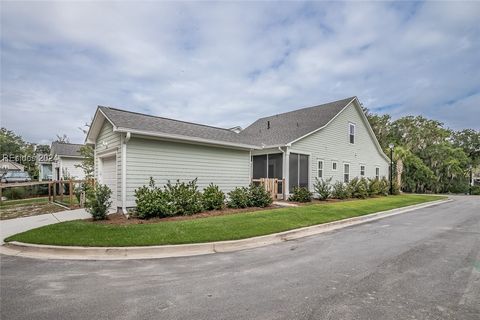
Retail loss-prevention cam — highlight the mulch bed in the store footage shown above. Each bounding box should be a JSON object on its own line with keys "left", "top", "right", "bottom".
{"left": 88, "top": 197, "right": 368, "bottom": 225}
{"left": 90, "top": 204, "right": 285, "bottom": 225}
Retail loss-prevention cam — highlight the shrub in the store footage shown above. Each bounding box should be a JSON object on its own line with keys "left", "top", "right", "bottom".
{"left": 227, "top": 187, "right": 250, "bottom": 208}
{"left": 331, "top": 181, "right": 350, "bottom": 199}
{"left": 347, "top": 177, "right": 368, "bottom": 199}
{"left": 162, "top": 179, "right": 203, "bottom": 216}
{"left": 85, "top": 184, "right": 112, "bottom": 220}
{"left": 134, "top": 177, "right": 166, "bottom": 219}
{"left": 288, "top": 186, "right": 312, "bottom": 202}
{"left": 249, "top": 184, "right": 273, "bottom": 207}
{"left": 3, "top": 187, "right": 26, "bottom": 200}
{"left": 367, "top": 178, "right": 381, "bottom": 196}
{"left": 471, "top": 185, "right": 480, "bottom": 195}
{"left": 314, "top": 177, "right": 332, "bottom": 200}
{"left": 202, "top": 183, "right": 225, "bottom": 210}
{"left": 379, "top": 177, "right": 390, "bottom": 196}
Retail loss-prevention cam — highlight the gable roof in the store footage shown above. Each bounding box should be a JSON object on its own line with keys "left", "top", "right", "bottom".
{"left": 86, "top": 96, "right": 387, "bottom": 160}
{"left": 95, "top": 106, "right": 257, "bottom": 149}
{"left": 51, "top": 142, "right": 84, "bottom": 157}
{"left": 239, "top": 97, "right": 355, "bottom": 147}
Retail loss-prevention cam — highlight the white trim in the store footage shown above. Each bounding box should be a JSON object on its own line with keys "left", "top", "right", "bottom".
{"left": 85, "top": 108, "right": 117, "bottom": 144}
{"left": 332, "top": 161, "right": 338, "bottom": 171}
{"left": 317, "top": 159, "right": 324, "bottom": 179}
{"left": 288, "top": 97, "right": 356, "bottom": 145}
{"left": 343, "top": 162, "right": 350, "bottom": 183}
{"left": 348, "top": 122, "right": 356, "bottom": 144}
{"left": 121, "top": 133, "right": 128, "bottom": 214}
{"left": 375, "top": 166, "right": 380, "bottom": 179}
{"left": 287, "top": 97, "right": 390, "bottom": 162}
{"left": 360, "top": 164, "right": 366, "bottom": 177}
{"left": 97, "top": 149, "right": 117, "bottom": 158}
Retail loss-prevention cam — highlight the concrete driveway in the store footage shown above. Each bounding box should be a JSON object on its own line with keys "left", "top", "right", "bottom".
{"left": 1, "top": 196, "right": 479, "bottom": 320}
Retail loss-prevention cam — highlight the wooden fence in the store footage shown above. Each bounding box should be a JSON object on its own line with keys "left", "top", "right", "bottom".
{"left": 0, "top": 179, "right": 95, "bottom": 209}
{"left": 252, "top": 178, "right": 286, "bottom": 200}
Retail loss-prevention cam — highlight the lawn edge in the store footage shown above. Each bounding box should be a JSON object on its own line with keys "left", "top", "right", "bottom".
{"left": 0, "top": 197, "right": 451, "bottom": 261}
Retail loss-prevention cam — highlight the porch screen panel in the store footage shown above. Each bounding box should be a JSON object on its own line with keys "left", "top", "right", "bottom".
{"left": 252, "top": 155, "right": 267, "bottom": 179}
{"left": 289, "top": 153, "right": 299, "bottom": 191}
{"left": 268, "top": 153, "right": 283, "bottom": 179}
{"left": 299, "top": 154, "right": 309, "bottom": 188}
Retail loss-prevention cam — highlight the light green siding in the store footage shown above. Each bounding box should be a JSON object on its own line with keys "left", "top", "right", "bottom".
{"left": 94, "top": 121, "right": 122, "bottom": 203}
{"left": 125, "top": 137, "right": 251, "bottom": 206}
{"left": 291, "top": 101, "right": 389, "bottom": 191}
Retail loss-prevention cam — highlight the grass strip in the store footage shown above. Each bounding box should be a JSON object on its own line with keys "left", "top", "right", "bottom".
{"left": 5, "top": 195, "right": 445, "bottom": 247}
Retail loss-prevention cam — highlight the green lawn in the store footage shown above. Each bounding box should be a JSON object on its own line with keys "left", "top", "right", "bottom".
{"left": 5, "top": 195, "right": 445, "bottom": 247}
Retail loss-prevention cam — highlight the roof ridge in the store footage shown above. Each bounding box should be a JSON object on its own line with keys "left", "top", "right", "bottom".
{"left": 254, "top": 96, "right": 356, "bottom": 121}
{"left": 100, "top": 106, "right": 237, "bottom": 133}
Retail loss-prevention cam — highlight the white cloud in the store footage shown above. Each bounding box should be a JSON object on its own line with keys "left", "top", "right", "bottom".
{"left": 1, "top": 1, "right": 479, "bottom": 144}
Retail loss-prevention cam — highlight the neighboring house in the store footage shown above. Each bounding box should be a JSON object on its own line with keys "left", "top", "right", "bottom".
{"left": 0, "top": 159, "right": 24, "bottom": 175}
{"left": 86, "top": 96, "right": 389, "bottom": 212}
{"left": 50, "top": 142, "right": 86, "bottom": 180}
{"left": 36, "top": 154, "right": 53, "bottom": 181}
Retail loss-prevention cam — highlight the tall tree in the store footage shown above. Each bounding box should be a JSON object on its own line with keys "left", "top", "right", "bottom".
{"left": 451, "top": 129, "right": 480, "bottom": 166}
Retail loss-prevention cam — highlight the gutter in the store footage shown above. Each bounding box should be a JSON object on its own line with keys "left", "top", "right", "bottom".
{"left": 114, "top": 127, "right": 259, "bottom": 150}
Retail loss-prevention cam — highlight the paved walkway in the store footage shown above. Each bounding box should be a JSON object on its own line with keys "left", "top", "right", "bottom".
{"left": 0, "top": 209, "right": 91, "bottom": 243}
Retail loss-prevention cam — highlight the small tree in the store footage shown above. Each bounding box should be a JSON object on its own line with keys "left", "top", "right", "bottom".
{"left": 314, "top": 177, "right": 332, "bottom": 200}
{"left": 85, "top": 184, "right": 112, "bottom": 220}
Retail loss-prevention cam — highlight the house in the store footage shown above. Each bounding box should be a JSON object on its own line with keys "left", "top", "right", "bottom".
{"left": 0, "top": 159, "right": 25, "bottom": 175}
{"left": 36, "top": 154, "right": 53, "bottom": 181}
{"left": 86, "top": 96, "right": 390, "bottom": 212}
{"left": 50, "top": 142, "right": 86, "bottom": 180}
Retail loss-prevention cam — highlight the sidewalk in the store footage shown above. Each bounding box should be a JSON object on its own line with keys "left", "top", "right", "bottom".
{"left": 0, "top": 209, "right": 91, "bottom": 243}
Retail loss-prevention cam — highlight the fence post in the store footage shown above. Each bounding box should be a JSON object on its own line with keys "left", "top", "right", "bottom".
{"left": 48, "top": 182, "right": 51, "bottom": 202}
{"left": 0, "top": 185, "right": 2, "bottom": 205}
{"left": 53, "top": 182, "right": 57, "bottom": 203}
{"left": 60, "top": 180, "right": 64, "bottom": 201}
{"left": 69, "top": 179, "right": 73, "bottom": 208}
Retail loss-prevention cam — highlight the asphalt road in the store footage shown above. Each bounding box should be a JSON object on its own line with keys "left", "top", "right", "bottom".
{"left": 1, "top": 196, "right": 479, "bottom": 320}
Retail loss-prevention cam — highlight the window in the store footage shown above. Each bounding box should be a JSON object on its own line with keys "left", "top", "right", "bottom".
{"left": 317, "top": 160, "right": 323, "bottom": 179}
{"left": 289, "top": 153, "right": 309, "bottom": 190}
{"left": 349, "top": 123, "right": 355, "bottom": 144}
{"left": 332, "top": 161, "right": 337, "bottom": 171}
{"left": 360, "top": 165, "right": 365, "bottom": 177}
{"left": 375, "top": 167, "right": 380, "bottom": 180}
{"left": 344, "top": 163, "right": 350, "bottom": 183}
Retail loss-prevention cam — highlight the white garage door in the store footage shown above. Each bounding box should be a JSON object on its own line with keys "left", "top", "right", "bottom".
{"left": 101, "top": 156, "right": 117, "bottom": 209}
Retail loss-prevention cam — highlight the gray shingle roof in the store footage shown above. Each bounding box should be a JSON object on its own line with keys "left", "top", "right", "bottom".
{"left": 51, "top": 142, "right": 84, "bottom": 157}
{"left": 99, "top": 106, "right": 255, "bottom": 147}
{"left": 98, "top": 97, "right": 355, "bottom": 148}
{"left": 239, "top": 97, "right": 355, "bottom": 146}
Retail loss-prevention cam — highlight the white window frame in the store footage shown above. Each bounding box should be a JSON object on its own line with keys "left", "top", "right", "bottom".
{"left": 375, "top": 167, "right": 380, "bottom": 180}
{"left": 344, "top": 163, "right": 350, "bottom": 183}
{"left": 349, "top": 122, "right": 356, "bottom": 144}
{"left": 360, "top": 165, "right": 365, "bottom": 177}
{"left": 332, "top": 161, "right": 338, "bottom": 171}
{"left": 317, "top": 160, "right": 324, "bottom": 179}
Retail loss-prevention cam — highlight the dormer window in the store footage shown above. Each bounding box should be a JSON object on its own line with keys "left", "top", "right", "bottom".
{"left": 349, "top": 123, "right": 355, "bottom": 144}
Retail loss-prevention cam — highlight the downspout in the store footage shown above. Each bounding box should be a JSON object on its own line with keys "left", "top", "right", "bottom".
{"left": 278, "top": 146, "right": 286, "bottom": 199}
{"left": 122, "top": 132, "right": 131, "bottom": 216}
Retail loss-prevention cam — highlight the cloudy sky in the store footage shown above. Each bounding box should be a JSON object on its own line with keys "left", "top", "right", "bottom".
{"left": 1, "top": 1, "right": 479, "bottom": 144}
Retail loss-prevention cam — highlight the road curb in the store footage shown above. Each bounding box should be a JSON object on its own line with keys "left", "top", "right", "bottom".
{"left": 0, "top": 198, "right": 451, "bottom": 260}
